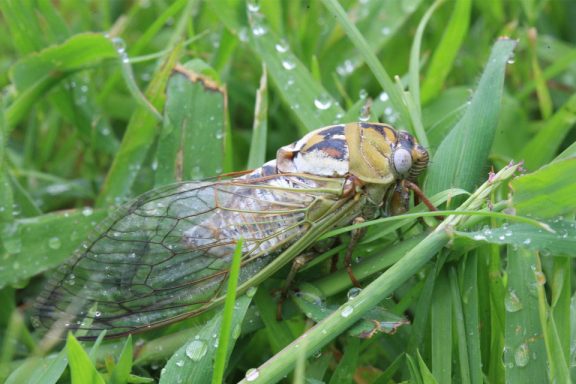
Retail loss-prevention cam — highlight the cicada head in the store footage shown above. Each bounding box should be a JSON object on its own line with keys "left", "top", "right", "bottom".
{"left": 393, "top": 130, "right": 429, "bottom": 181}
{"left": 346, "top": 122, "right": 429, "bottom": 184}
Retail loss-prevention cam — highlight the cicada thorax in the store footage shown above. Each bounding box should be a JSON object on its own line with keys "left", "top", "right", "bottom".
{"left": 274, "top": 122, "right": 428, "bottom": 213}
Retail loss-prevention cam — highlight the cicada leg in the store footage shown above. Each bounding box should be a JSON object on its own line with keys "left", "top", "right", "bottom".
{"left": 404, "top": 180, "right": 444, "bottom": 221}
{"left": 343, "top": 216, "right": 366, "bottom": 288}
{"left": 277, "top": 252, "right": 318, "bottom": 321}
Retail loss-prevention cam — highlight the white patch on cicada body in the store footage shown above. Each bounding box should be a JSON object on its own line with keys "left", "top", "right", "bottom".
{"left": 293, "top": 150, "right": 349, "bottom": 177}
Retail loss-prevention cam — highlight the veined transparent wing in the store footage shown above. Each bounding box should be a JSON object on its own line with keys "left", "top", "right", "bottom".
{"left": 34, "top": 174, "right": 354, "bottom": 339}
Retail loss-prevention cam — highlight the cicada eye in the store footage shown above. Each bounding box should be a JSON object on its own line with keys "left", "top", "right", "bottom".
{"left": 393, "top": 148, "right": 412, "bottom": 176}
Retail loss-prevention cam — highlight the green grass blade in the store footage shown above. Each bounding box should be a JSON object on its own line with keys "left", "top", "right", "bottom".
{"left": 159, "top": 259, "right": 253, "bottom": 383}
{"left": 212, "top": 239, "right": 244, "bottom": 384}
{"left": 504, "top": 247, "right": 547, "bottom": 382}
{"left": 156, "top": 61, "right": 226, "bottom": 186}
{"left": 461, "top": 254, "right": 482, "bottom": 384}
{"left": 449, "top": 268, "right": 471, "bottom": 383}
{"left": 425, "top": 38, "right": 517, "bottom": 195}
{"left": 0, "top": 209, "right": 107, "bottom": 289}
{"left": 244, "top": 6, "right": 344, "bottom": 133}
{"left": 408, "top": 0, "right": 443, "bottom": 121}
{"left": 247, "top": 65, "right": 268, "bottom": 169}
{"left": 66, "top": 333, "right": 106, "bottom": 384}
{"left": 320, "top": 0, "right": 412, "bottom": 134}
{"left": 109, "top": 335, "right": 133, "bottom": 384}
{"left": 519, "top": 93, "right": 576, "bottom": 171}
{"left": 431, "top": 270, "right": 452, "bottom": 383}
{"left": 96, "top": 44, "right": 182, "bottom": 207}
{"left": 511, "top": 158, "right": 576, "bottom": 218}
{"left": 328, "top": 337, "right": 360, "bottom": 384}
{"left": 421, "top": 0, "right": 471, "bottom": 104}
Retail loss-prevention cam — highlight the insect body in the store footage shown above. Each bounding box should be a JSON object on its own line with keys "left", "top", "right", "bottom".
{"left": 34, "top": 122, "right": 428, "bottom": 339}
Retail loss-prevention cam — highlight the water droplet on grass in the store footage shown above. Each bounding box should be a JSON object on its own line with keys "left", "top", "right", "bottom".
{"left": 245, "top": 368, "right": 260, "bottom": 381}
{"left": 186, "top": 340, "right": 208, "bottom": 361}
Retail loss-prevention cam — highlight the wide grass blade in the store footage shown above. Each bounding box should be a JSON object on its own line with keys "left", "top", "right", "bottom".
{"left": 155, "top": 62, "right": 227, "bottom": 185}
{"left": 425, "top": 38, "right": 517, "bottom": 195}
{"left": 511, "top": 158, "right": 576, "bottom": 218}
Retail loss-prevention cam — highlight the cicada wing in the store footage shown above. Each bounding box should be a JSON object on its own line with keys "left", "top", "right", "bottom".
{"left": 34, "top": 175, "right": 345, "bottom": 339}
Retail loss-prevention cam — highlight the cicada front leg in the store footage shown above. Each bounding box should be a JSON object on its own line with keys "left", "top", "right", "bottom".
{"left": 276, "top": 252, "right": 319, "bottom": 320}
{"left": 343, "top": 216, "right": 367, "bottom": 288}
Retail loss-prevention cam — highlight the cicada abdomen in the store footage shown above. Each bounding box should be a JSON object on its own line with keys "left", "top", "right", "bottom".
{"left": 34, "top": 122, "right": 428, "bottom": 339}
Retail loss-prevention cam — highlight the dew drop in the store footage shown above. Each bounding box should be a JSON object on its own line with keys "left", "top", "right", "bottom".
{"left": 246, "top": 286, "right": 257, "bottom": 298}
{"left": 514, "top": 343, "right": 529, "bottom": 367}
{"left": 175, "top": 360, "right": 184, "bottom": 367}
{"left": 111, "top": 37, "right": 126, "bottom": 53}
{"left": 275, "top": 39, "right": 289, "bottom": 53}
{"left": 504, "top": 290, "right": 523, "bottom": 312}
{"left": 247, "top": 1, "right": 260, "bottom": 12}
{"left": 379, "top": 92, "right": 389, "bottom": 102}
{"left": 82, "top": 207, "right": 94, "bottom": 216}
{"left": 381, "top": 26, "right": 391, "bottom": 36}
{"left": 359, "top": 89, "right": 368, "bottom": 100}
{"left": 336, "top": 59, "right": 354, "bottom": 76}
{"left": 314, "top": 95, "right": 333, "bottom": 110}
{"left": 347, "top": 287, "right": 362, "bottom": 300}
{"left": 281, "top": 59, "right": 296, "bottom": 70}
{"left": 48, "top": 237, "right": 62, "bottom": 250}
{"left": 253, "top": 25, "right": 267, "bottom": 36}
{"left": 186, "top": 339, "right": 208, "bottom": 361}
{"left": 245, "top": 368, "right": 260, "bottom": 381}
{"left": 232, "top": 324, "right": 241, "bottom": 339}
{"left": 94, "top": 311, "right": 101, "bottom": 317}
{"left": 341, "top": 305, "right": 354, "bottom": 318}
{"left": 523, "top": 238, "right": 531, "bottom": 245}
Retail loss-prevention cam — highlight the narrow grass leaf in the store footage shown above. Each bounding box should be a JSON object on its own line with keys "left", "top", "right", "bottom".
{"left": 425, "top": 38, "right": 517, "bottom": 195}
{"left": 244, "top": 7, "right": 343, "bottom": 133}
{"left": 156, "top": 61, "right": 226, "bottom": 186}
{"left": 511, "top": 158, "right": 576, "bottom": 218}
{"left": 406, "top": 353, "right": 424, "bottom": 384}
{"left": 254, "top": 287, "right": 294, "bottom": 354}
{"left": 0, "top": 1, "right": 45, "bottom": 54}
{"left": 247, "top": 65, "right": 268, "bottom": 169}
{"left": 421, "top": 0, "right": 471, "bottom": 103}
{"left": 160, "top": 269, "right": 253, "bottom": 384}
{"left": 407, "top": 0, "right": 443, "bottom": 147}
{"left": 461, "top": 254, "right": 482, "bottom": 384}
{"left": 329, "top": 337, "right": 360, "bottom": 384}
{"left": 97, "top": 44, "right": 183, "bottom": 207}
{"left": 212, "top": 239, "right": 243, "bottom": 384}
{"left": 504, "top": 247, "right": 546, "bottom": 383}
{"left": 0, "top": 209, "right": 107, "bottom": 289}
{"left": 109, "top": 335, "right": 133, "bottom": 384}
{"left": 66, "top": 333, "right": 106, "bottom": 384}
{"left": 431, "top": 270, "right": 452, "bottom": 383}
{"left": 551, "top": 257, "right": 571, "bottom": 358}
{"left": 321, "top": 0, "right": 424, "bottom": 82}
{"left": 416, "top": 350, "right": 439, "bottom": 384}
{"left": 519, "top": 93, "right": 576, "bottom": 171}
{"left": 449, "top": 268, "right": 471, "bottom": 383}
{"left": 320, "top": 0, "right": 412, "bottom": 134}
{"left": 5, "top": 348, "right": 67, "bottom": 384}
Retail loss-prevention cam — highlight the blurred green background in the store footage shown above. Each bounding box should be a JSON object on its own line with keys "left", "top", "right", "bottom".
{"left": 1, "top": 0, "right": 576, "bottom": 383}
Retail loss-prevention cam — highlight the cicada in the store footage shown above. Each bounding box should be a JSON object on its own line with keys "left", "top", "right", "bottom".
{"left": 34, "top": 122, "right": 429, "bottom": 340}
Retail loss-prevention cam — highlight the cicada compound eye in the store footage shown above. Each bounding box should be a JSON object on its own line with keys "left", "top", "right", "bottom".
{"left": 392, "top": 148, "right": 412, "bottom": 177}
